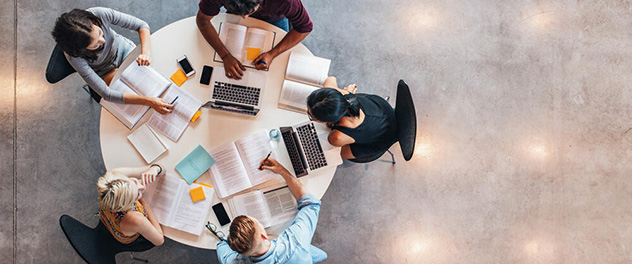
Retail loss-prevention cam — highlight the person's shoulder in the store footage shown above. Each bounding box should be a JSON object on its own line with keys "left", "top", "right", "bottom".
{"left": 120, "top": 210, "right": 147, "bottom": 228}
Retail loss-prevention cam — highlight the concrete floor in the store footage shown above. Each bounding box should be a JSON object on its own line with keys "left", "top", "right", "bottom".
{"left": 3, "top": 0, "right": 632, "bottom": 263}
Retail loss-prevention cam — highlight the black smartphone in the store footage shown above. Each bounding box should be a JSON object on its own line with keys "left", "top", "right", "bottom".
{"left": 200, "top": 65, "right": 213, "bottom": 85}
{"left": 212, "top": 203, "right": 231, "bottom": 226}
{"left": 176, "top": 55, "right": 195, "bottom": 77}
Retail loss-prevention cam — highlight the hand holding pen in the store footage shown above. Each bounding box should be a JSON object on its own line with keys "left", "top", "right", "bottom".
{"left": 258, "top": 151, "right": 272, "bottom": 170}
{"left": 252, "top": 52, "right": 273, "bottom": 70}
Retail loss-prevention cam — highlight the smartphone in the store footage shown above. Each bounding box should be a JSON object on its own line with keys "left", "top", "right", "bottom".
{"left": 176, "top": 55, "right": 195, "bottom": 77}
{"left": 200, "top": 65, "right": 213, "bottom": 85}
{"left": 212, "top": 203, "right": 231, "bottom": 226}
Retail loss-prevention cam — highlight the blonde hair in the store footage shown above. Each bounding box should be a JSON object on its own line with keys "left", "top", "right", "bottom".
{"left": 227, "top": 215, "right": 257, "bottom": 254}
{"left": 97, "top": 171, "right": 137, "bottom": 212}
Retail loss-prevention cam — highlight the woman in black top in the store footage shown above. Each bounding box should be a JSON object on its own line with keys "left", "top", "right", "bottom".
{"left": 307, "top": 77, "right": 397, "bottom": 161}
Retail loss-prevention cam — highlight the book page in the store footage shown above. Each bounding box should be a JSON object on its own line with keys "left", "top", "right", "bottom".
{"left": 169, "top": 184, "right": 214, "bottom": 236}
{"left": 120, "top": 61, "right": 171, "bottom": 98}
{"left": 285, "top": 52, "right": 331, "bottom": 86}
{"left": 218, "top": 23, "right": 247, "bottom": 62}
{"left": 144, "top": 174, "right": 183, "bottom": 226}
{"left": 263, "top": 187, "right": 298, "bottom": 226}
{"left": 127, "top": 124, "right": 168, "bottom": 163}
{"left": 229, "top": 191, "right": 272, "bottom": 227}
{"left": 235, "top": 130, "right": 279, "bottom": 186}
{"left": 147, "top": 87, "right": 202, "bottom": 142}
{"left": 209, "top": 142, "right": 253, "bottom": 199}
{"left": 279, "top": 80, "right": 318, "bottom": 112}
{"left": 242, "top": 27, "right": 275, "bottom": 65}
{"left": 100, "top": 81, "right": 148, "bottom": 129}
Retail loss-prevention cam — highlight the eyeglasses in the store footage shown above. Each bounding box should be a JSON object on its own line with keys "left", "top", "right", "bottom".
{"left": 205, "top": 222, "right": 226, "bottom": 241}
{"left": 307, "top": 110, "right": 316, "bottom": 121}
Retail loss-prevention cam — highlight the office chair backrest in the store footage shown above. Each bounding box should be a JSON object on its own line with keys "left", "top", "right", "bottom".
{"left": 59, "top": 214, "right": 154, "bottom": 264}
{"left": 46, "top": 45, "right": 76, "bottom": 84}
{"left": 395, "top": 80, "right": 417, "bottom": 161}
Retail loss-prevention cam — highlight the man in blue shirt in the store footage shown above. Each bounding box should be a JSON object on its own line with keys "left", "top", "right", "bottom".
{"left": 216, "top": 158, "right": 327, "bottom": 263}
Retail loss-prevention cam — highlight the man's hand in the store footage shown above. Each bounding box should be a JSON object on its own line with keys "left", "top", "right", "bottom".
{"left": 252, "top": 52, "right": 275, "bottom": 70}
{"left": 149, "top": 97, "right": 174, "bottom": 115}
{"left": 223, "top": 54, "right": 246, "bottom": 79}
{"left": 259, "top": 158, "right": 289, "bottom": 175}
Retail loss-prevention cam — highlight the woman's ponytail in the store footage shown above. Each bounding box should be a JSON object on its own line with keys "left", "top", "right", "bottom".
{"left": 344, "top": 93, "right": 361, "bottom": 117}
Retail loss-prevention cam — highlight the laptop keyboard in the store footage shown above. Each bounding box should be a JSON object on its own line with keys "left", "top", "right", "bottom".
{"left": 212, "top": 81, "right": 261, "bottom": 106}
{"left": 280, "top": 127, "right": 308, "bottom": 177}
{"left": 296, "top": 123, "right": 328, "bottom": 170}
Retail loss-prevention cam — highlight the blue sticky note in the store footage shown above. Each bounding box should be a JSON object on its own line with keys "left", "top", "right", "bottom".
{"left": 175, "top": 145, "right": 216, "bottom": 184}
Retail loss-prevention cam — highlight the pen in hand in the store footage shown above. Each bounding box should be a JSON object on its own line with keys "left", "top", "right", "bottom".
{"left": 168, "top": 96, "right": 179, "bottom": 110}
{"left": 258, "top": 151, "right": 272, "bottom": 170}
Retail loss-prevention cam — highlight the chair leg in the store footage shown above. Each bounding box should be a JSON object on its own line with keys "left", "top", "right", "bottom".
{"left": 130, "top": 252, "right": 149, "bottom": 263}
{"left": 386, "top": 150, "right": 396, "bottom": 164}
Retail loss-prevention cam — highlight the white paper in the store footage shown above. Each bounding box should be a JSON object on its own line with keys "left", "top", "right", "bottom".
{"left": 263, "top": 187, "right": 297, "bottom": 226}
{"left": 120, "top": 61, "right": 171, "bottom": 98}
{"left": 127, "top": 124, "right": 168, "bottom": 163}
{"left": 219, "top": 23, "right": 247, "bottom": 62}
{"left": 144, "top": 174, "right": 183, "bottom": 226}
{"left": 278, "top": 80, "right": 318, "bottom": 112}
{"left": 169, "top": 184, "right": 214, "bottom": 235}
{"left": 209, "top": 143, "right": 253, "bottom": 199}
{"left": 242, "top": 27, "right": 274, "bottom": 64}
{"left": 229, "top": 191, "right": 272, "bottom": 227}
{"left": 235, "top": 130, "right": 278, "bottom": 186}
{"left": 100, "top": 81, "right": 147, "bottom": 129}
{"left": 148, "top": 87, "right": 202, "bottom": 142}
{"left": 285, "top": 52, "right": 331, "bottom": 86}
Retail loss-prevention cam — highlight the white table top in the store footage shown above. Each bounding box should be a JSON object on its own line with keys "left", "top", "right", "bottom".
{"left": 99, "top": 14, "right": 337, "bottom": 249}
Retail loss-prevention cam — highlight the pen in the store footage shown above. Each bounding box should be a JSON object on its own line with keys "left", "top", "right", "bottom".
{"left": 170, "top": 96, "right": 179, "bottom": 105}
{"left": 256, "top": 60, "right": 268, "bottom": 66}
{"left": 259, "top": 151, "right": 272, "bottom": 170}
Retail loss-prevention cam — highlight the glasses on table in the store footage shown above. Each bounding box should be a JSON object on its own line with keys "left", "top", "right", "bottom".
{"left": 205, "top": 222, "right": 226, "bottom": 241}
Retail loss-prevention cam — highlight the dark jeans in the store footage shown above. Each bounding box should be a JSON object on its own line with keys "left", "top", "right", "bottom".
{"left": 267, "top": 17, "right": 290, "bottom": 32}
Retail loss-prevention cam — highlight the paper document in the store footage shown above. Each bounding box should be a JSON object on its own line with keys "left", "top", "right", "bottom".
{"left": 148, "top": 87, "right": 203, "bottom": 142}
{"left": 176, "top": 145, "right": 216, "bottom": 184}
{"left": 127, "top": 123, "right": 169, "bottom": 163}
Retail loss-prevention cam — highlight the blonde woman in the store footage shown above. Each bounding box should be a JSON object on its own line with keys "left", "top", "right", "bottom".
{"left": 97, "top": 164, "right": 165, "bottom": 246}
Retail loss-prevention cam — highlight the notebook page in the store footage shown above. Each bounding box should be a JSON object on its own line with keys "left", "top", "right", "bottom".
{"left": 242, "top": 27, "right": 274, "bottom": 65}
{"left": 127, "top": 123, "right": 168, "bottom": 163}
{"left": 147, "top": 87, "right": 202, "bottom": 142}
{"left": 144, "top": 174, "right": 184, "bottom": 226}
{"left": 218, "top": 23, "right": 247, "bottom": 62}
{"left": 285, "top": 52, "right": 331, "bottom": 86}
{"left": 100, "top": 81, "right": 147, "bottom": 128}
{"left": 169, "top": 184, "right": 214, "bottom": 236}
{"left": 235, "top": 130, "right": 279, "bottom": 186}
{"left": 120, "top": 61, "right": 171, "bottom": 98}
{"left": 229, "top": 191, "right": 272, "bottom": 227}
{"left": 278, "top": 80, "right": 318, "bottom": 112}
{"left": 209, "top": 142, "right": 253, "bottom": 199}
{"left": 263, "top": 187, "right": 297, "bottom": 226}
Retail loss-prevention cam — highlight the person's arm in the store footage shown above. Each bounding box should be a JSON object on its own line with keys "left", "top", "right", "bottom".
{"left": 123, "top": 93, "right": 173, "bottom": 115}
{"left": 216, "top": 240, "right": 241, "bottom": 264}
{"left": 252, "top": 30, "right": 309, "bottom": 70}
{"left": 196, "top": 10, "right": 246, "bottom": 79}
{"left": 327, "top": 130, "right": 355, "bottom": 147}
{"left": 259, "top": 158, "right": 307, "bottom": 200}
{"left": 110, "top": 164, "right": 165, "bottom": 185}
{"left": 120, "top": 202, "right": 164, "bottom": 246}
{"left": 136, "top": 28, "right": 151, "bottom": 66}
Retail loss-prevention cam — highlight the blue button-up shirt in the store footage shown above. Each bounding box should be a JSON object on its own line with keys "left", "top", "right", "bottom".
{"left": 217, "top": 194, "right": 322, "bottom": 264}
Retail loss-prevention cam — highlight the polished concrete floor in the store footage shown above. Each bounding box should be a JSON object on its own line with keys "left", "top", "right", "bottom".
{"left": 3, "top": 0, "right": 632, "bottom": 263}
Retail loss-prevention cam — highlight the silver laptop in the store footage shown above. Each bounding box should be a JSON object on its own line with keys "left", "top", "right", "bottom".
{"left": 279, "top": 122, "right": 342, "bottom": 177}
{"left": 203, "top": 66, "right": 266, "bottom": 116}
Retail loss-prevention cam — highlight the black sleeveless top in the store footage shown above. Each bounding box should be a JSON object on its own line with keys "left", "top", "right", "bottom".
{"left": 332, "top": 94, "right": 397, "bottom": 152}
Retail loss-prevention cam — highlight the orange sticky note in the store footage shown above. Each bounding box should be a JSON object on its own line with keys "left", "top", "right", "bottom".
{"left": 170, "top": 69, "right": 188, "bottom": 87}
{"left": 189, "top": 186, "right": 206, "bottom": 202}
{"left": 246, "top": 47, "right": 261, "bottom": 60}
{"left": 190, "top": 110, "right": 202, "bottom": 122}
{"left": 197, "top": 182, "right": 213, "bottom": 189}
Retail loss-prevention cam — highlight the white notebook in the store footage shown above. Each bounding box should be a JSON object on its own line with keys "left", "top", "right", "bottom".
{"left": 147, "top": 87, "right": 203, "bottom": 142}
{"left": 228, "top": 186, "right": 297, "bottom": 228}
{"left": 213, "top": 22, "right": 276, "bottom": 69}
{"left": 100, "top": 62, "right": 171, "bottom": 129}
{"left": 278, "top": 52, "right": 331, "bottom": 113}
{"left": 144, "top": 174, "right": 214, "bottom": 236}
{"left": 127, "top": 123, "right": 169, "bottom": 163}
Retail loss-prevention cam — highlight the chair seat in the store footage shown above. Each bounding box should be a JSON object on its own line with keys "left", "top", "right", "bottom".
{"left": 395, "top": 80, "right": 417, "bottom": 161}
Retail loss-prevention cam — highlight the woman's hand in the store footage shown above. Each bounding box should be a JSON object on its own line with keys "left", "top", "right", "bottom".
{"left": 140, "top": 165, "right": 160, "bottom": 186}
{"left": 343, "top": 84, "right": 358, "bottom": 94}
{"left": 149, "top": 97, "right": 173, "bottom": 115}
{"left": 136, "top": 54, "right": 152, "bottom": 66}
{"left": 259, "top": 158, "right": 289, "bottom": 175}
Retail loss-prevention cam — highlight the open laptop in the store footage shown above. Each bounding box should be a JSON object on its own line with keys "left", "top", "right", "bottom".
{"left": 202, "top": 66, "right": 266, "bottom": 116}
{"left": 279, "top": 122, "right": 342, "bottom": 177}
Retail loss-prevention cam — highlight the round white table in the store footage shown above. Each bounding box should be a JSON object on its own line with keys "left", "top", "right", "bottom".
{"left": 100, "top": 14, "right": 337, "bottom": 249}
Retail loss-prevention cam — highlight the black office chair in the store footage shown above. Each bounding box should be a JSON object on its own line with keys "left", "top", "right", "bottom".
{"left": 351, "top": 79, "right": 417, "bottom": 164}
{"left": 59, "top": 214, "right": 154, "bottom": 264}
{"left": 46, "top": 45, "right": 102, "bottom": 102}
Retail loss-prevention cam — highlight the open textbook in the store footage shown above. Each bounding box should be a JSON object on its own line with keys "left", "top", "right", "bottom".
{"left": 100, "top": 62, "right": 171, "bottom": 129}
{"left": 127, "top": 123, "right": 169, "bottom": 164}
{"left": 278, "top": 52, "right": 331, "bottom": 112}
{"left": 144, "top": 174, "right": 214, "bottom": 236}
{"left": 228, "top": 186, "right": 297, "bottom": 228}
{"left": 208, "top": 130, "right": 280, "bottom": 199}
{"left": 147, "top": 87, "right": 203, "bottom": 142}
{"left": 213, "top": 22, "right": 276, "bottom": 69}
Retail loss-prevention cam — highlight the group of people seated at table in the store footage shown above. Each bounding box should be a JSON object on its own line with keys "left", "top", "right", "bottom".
{"left": 51, "top": 0, "right": 398, "bottom": 263}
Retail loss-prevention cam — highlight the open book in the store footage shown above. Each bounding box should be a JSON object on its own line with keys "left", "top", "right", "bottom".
{"left": 127, "top": 123, "right": 169, "bottom": 163}
{"left": 208, "top": 130, "right": 280, "bottom": 199}
{"left": 147, "top": 87, "right": 203, "bottom": 142}
{"left": 100, "top": 62, "right": 171, "bottom": 129}
{"left": 278, "top": 52, "right": 331, "bottom": 113}
{"left": 213, "top": 22, "right": 276, "bottom": 70}
{"left": 228, "top": 186, "right": 297, "bottom": 228}
{"left": 144, "top": 174, "right": 214, "bottom": 236}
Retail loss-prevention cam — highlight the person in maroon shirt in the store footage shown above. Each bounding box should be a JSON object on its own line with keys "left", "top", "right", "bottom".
{"left": 196, "top": 0, "right": 313, "bottom": 79}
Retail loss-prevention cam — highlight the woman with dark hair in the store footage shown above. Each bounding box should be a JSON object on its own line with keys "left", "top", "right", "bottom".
{"left": 307, "top": 77, "right": 398, "bottom": 161}
{"left": 51, "top": 7, "right": 173, "bottom": 114}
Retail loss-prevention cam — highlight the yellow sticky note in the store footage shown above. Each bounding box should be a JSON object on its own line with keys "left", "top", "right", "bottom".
{"left": 197, "top": 182, "right": 213, "bottom": 189}
{"left": 170, "top": 69, "right": 188, "bottom": 87}
{"left": 246, "top": 47, "right": 261, "bottom": 60}
{"left": 189, "top": 186, "right": 206, "bottom": 202}
{"left": 190, "top": 110, "right": 202, "bottom": 122}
